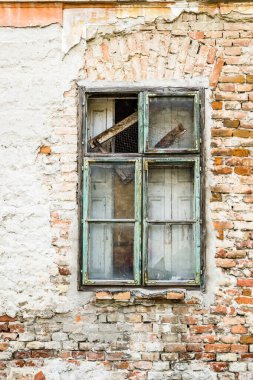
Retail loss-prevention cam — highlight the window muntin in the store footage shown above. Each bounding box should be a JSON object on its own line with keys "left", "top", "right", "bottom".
{"left": 82, "top": 90, "right": 202, "bottom": 287}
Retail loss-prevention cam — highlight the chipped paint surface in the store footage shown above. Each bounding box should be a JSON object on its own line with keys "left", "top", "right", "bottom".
{"left": 0, "top": 3, "right": 62, "bottom": 27}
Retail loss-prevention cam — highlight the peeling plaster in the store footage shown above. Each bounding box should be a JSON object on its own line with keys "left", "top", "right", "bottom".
{"left": 62, "top": 3, "right": 198, "bottom": 53}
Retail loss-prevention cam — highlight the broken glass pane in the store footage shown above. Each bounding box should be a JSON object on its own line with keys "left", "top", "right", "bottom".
{"left": 87, "top": 98, "right": 138, "bottom": 153}
{"left": 148, "top": 96, "right": 195, "bottom": 150}
{"left": 88, "top": 223, "right": 134, "bottom": 280}
{"left": 147, "top": 224, "right": 195, "bottom": 281}
{"left": 89, "top": 163, "right": 135, "bottom": 219}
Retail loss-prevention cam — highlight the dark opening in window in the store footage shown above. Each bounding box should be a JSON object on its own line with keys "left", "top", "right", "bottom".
{"left": 87, "top": 96, "right": 138, "bottom": 154}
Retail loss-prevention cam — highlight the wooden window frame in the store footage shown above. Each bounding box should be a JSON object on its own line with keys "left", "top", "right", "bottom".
{"left": 78, "top": 86, "right": 205, "bottom": 289}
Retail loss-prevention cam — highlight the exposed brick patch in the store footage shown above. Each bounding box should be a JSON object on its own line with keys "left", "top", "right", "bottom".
{"left": 39, "top": 145, "right": 51, "bottom": 155}
{"left": 34, "top": 371, "right": 46, "bottom": 380}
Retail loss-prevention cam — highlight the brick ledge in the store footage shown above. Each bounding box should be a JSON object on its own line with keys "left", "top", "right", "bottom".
{"left": 95, "top": 289, "right": 186, "bottom": 302}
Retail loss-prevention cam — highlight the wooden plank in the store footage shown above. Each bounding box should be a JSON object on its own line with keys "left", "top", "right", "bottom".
{"left": 88, "top": 98, "right": 114, "bottom": 153}
{"left": 89, "top": 111, "right": 138, "bottom": 149}
{"left": 154, "top": 123, "right": 186, "bottom": 148}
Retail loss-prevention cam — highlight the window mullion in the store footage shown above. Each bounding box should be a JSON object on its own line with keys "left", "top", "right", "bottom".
{"left": 142, "top": 159, "right": 148, "bottom": 285}
{"left": 134, "top": 158, "right": 142, "bottom": 285}
{"left": 194, "top": 92, "right": 200, "bottom": 151}
{"left": 194, "top": 157, "right": 201, "bottom": 285}
{"left": 82, "top": 160, "right": 89, "bottom": 285}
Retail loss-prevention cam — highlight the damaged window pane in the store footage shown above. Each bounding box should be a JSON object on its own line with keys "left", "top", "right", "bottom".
{"left": 87, "top": 97, "right": 138, "bottom": 154}
{"left": 148, "top": 96, "right": 195, "bottom": 150}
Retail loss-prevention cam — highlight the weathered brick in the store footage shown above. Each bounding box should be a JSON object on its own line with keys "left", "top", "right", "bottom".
{"left": 237, "top": 278, "right": 253, "bottom": 287}
{"left": 96, "top": 291, "right": 112, "bottom": 300}
{"left": 224, "top": 119, "right": 240, "bottom": 128}
{"left": 212, "top": 101, "right": 223, "bottom": 110}
{"left": 113, "top": 292, "right": 131, "bottom": 301}
{"left": 246, "top": 75, "right": 253, "bottom": 84}
{"left": 231, "top": 325, "right": 248, "bottom": 334}
{"left": 220, "top": 75, "right": 245, "bottom": 84}
{"left": 210, "top": 362, "right": 229, "bottom": 372}
{"left": 189, "top": 31, "right": 204, "bottom": 40}
{"left": 164, "top": 344, "right": 186, "bottom": 352}
{"left": 34, "top": 371, "right": 46, "bottom": 380}
{"left": 236, "top": 297, "right": 253, "bottom": 305}
{"left": 39, "top": 145, "right": 51, "bottom": 154}
{"left": 87, "top": 352, "right": 104, "bottom": 361}
{"left": 240, "top": 336, "right": 253, "bottom": 344}
{"left": 212, "top": 129, "right": 233, "bottom": 137}
{"left": 230, "top": 344, "right": 248, "bottom": 353}
{"left": 134, "top": 361, "right": 152, "bottom": 370}
{"left": 166, "top": 292, "right": 185, "bottom": 300}
{"left": 0, "top": 316, "right": 16, "bottom": 323}
{"left": 186, "top": 343, "right": 202, "bottom": 352}
{"left": 216, "top": 259, "right": 236, "bottom": 268}
{"left": 0, "top": 343, "right": 9, "bottom": 351}
{"left": 205, "top": 344, "right": 231, "bottom": 353}
{"left": 190, "top": 325, "right": 214, "bottom": 334}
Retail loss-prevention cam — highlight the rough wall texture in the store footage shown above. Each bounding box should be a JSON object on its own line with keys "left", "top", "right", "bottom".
{"left": 1, "top": 2, "right": 253, "bottom": 379}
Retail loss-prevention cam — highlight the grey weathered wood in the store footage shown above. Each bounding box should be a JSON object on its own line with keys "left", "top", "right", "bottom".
{"left": 89, "top": 111, "right": 138, "bottom": 148}
{"left": 89, "top": 165, "right": 113, "bottom": 279}
{"left": 154, "top": 123, "right": 186, "bottom": 148}
{"left": 77, "top": 86, "right": 85, "bottom": 289}
{"left": 147, "top": 167, "right": 194, "bottom": 281}
{"left": 88, "top": 98, "right": 114, "bottom": 153}
{"left": 95, "top": 141, "right": 134, "bottom": 184}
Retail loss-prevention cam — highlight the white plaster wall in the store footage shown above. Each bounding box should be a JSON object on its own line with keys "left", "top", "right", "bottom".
{"left": 0, "top": 25, "right": 87, "bottom": 318}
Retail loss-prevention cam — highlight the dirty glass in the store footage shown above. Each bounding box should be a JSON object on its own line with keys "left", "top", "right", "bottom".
{"left": 88, "top": 223, "right": 134, "bottom": 280}
{"left": 147, "top": 166, "right": 194, "bottom": 221}
{"left": 89, "top": 163, "right": 135, "bottom": 220}
{"left": 148, "top": 96, "right": 195, "bottom": 150}
{"left": 147, "top": 224, "right": 195, "bottom": 281}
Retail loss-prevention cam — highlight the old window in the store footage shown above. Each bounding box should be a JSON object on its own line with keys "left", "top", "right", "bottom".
{"left": 81, "top": 88, "right": 203, "bottom": 287}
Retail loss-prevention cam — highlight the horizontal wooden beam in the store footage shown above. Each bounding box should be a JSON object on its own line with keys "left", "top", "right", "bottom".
{"left": 89, "top": 111, "right": 138, "bottom": 149}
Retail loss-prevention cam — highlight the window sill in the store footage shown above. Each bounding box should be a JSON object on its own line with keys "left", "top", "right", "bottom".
{"left": 95, "top": 289, "right": 187, "bottom": 303}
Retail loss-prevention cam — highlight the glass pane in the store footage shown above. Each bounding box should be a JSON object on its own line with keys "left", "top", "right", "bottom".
{"left": 89, "top": 163, "right": 135, "bottom": 219}
{"left": 148, "top": 166, "right": 194, "bottom": 220}
{"left": 87, "top": 98, "right": 138, "bottom": 153}
{"left": 88, "top": 223, "right": 134, "bottom": 280}
{"left": 148, "top": 96, "right": 195, "bottom": 150}
{"left": 148, "top": 224, "right": 195, "bottom": 281}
